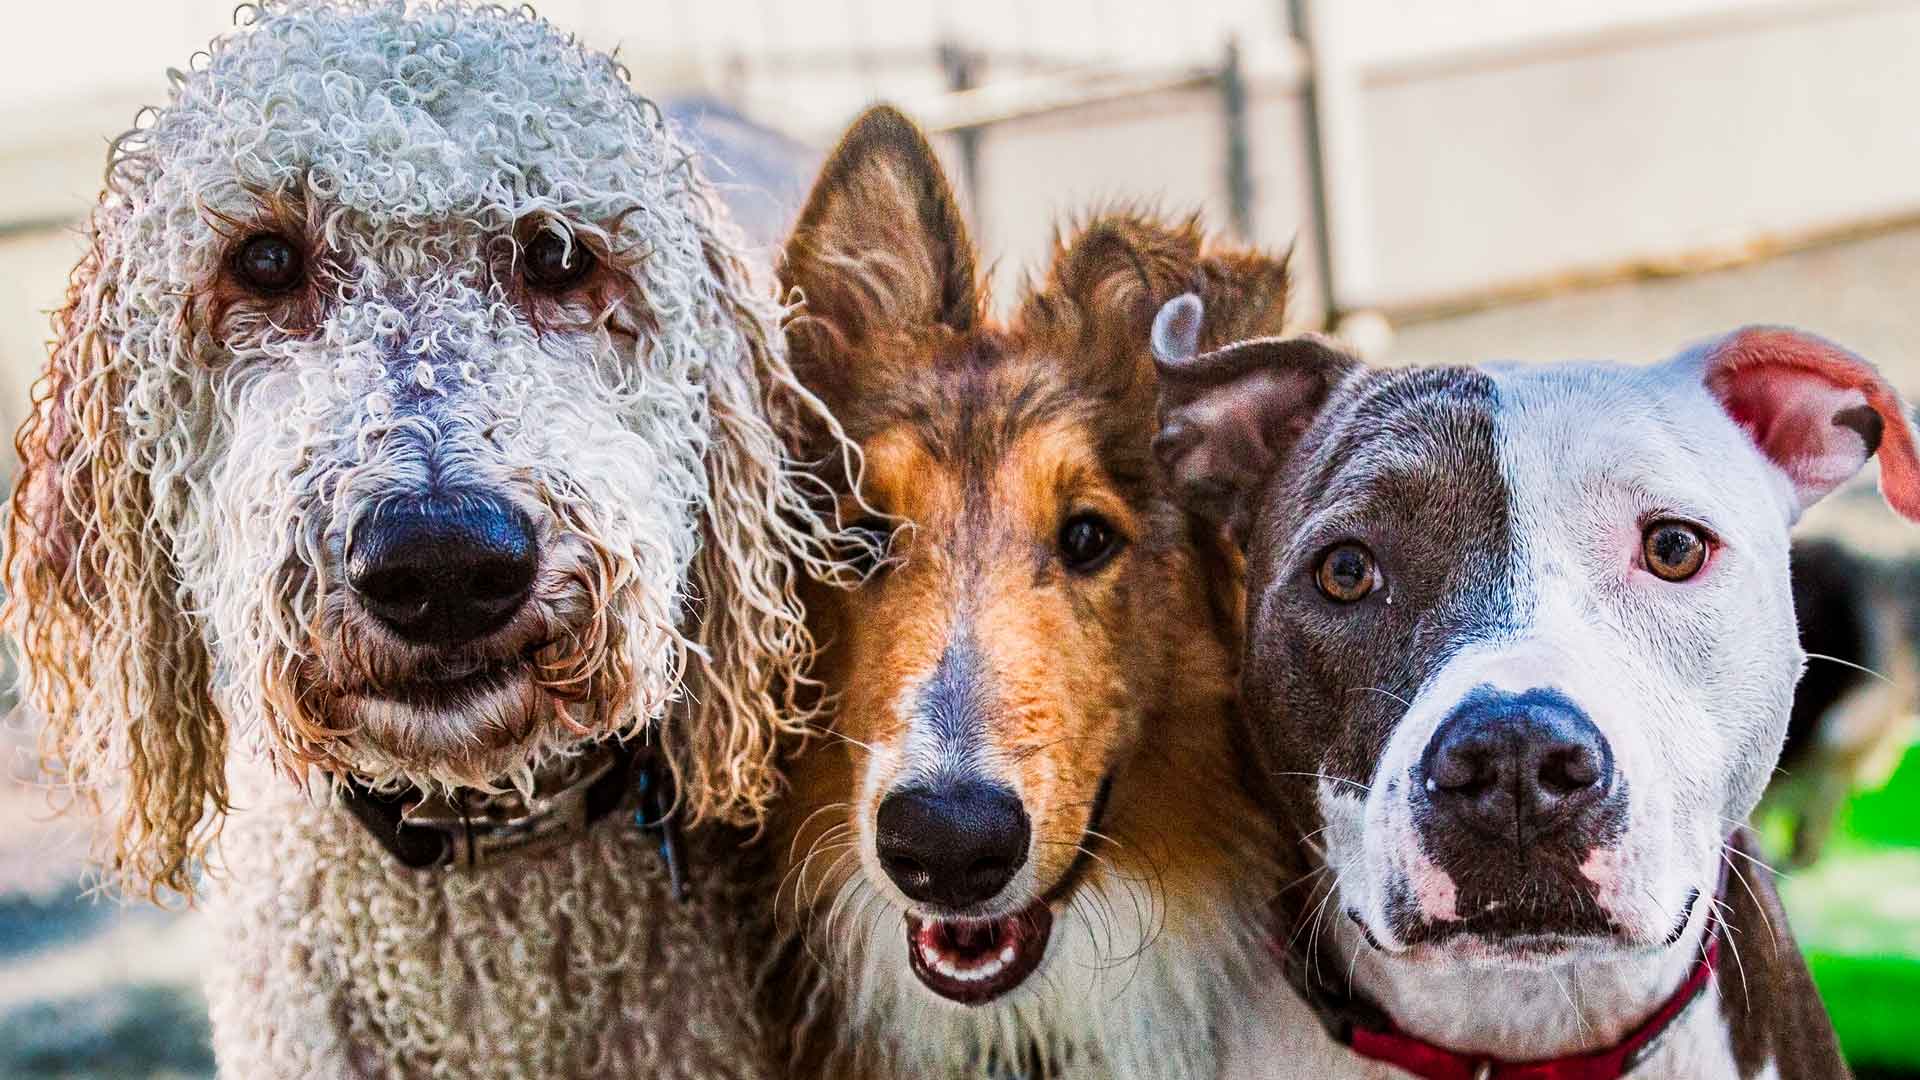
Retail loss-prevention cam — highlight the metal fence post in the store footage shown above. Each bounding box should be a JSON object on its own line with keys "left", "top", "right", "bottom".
{"left": 1220, "top": 37, "right": 1255, "bottom": 242}
{"left": 1286, "top": 0, "right": 1340, "bottom": 328}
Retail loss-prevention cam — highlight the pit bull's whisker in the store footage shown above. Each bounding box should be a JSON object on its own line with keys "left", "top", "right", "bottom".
{"left": 1349, "top": 685, "right": 1415, "bottom": 709}
{"left": 1269, "top": 770, "right": 1372, "bottom": 795}
{"left": 785, "top": 801, "right": 856, "bottom": 862}
{"left": 1803, "top": 650, "right": 1895, "bottom": 684}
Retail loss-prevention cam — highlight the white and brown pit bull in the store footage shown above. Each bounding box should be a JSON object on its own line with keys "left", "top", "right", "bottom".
{"left": 1148, "top": 293, "right": 1910, "bottom": 1079}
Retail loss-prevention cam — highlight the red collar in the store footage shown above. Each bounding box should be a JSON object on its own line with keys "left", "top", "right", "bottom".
{"left": 1269, "top": 897, "right": 1724, "bottom": 1080}
{"left": 1335, "top": 929, "right": 1720, "bottom": 1080}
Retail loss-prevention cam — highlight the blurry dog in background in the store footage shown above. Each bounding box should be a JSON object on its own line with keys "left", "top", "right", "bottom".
{"left": 762, "top": 106, "right": 1294, "bottom": 1080}
{"left": 1768, "top": 536, "right": 1920, "bottom": 867}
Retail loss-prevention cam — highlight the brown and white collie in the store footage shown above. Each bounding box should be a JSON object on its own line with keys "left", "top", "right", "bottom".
{"left": 760, "top": 105, "right": 1297, "bottom": 1079}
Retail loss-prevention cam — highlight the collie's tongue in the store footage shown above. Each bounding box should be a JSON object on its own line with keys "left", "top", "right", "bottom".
{"left": 905, "top": 901, "right": 1054, "bottom": 1005}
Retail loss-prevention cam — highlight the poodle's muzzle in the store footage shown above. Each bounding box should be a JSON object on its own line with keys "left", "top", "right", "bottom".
{"left": 339, "top": 488, "right": 550, "bottom": 714}
{"left": 247, "top": 324, "right": 682, "bottom": 781}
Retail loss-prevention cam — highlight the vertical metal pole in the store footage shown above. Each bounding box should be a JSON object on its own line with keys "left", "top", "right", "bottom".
{"left": 1220, "top": 37, "right": 1255, "bottom": 242}
{"left": 1286, "top": 0, "right": 1340, "bottom": 328}
{"left": 939, "top": 39, "right": 985, "bottom": 226}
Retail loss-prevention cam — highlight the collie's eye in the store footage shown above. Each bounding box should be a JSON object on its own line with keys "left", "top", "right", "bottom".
{"left": 232, "top": 233, "right": 304, "bottom": 294}
{"left": 1315, "top": 542, "right": 1379, "bottom": 603}
{"left": 523, "top": 229, "right": 596, "bottom": 291}
{"left": 1059, "top": 513, "right": 1123, "bottom": 573}
{"left": 845, "top": 516, "right": 896, "bottom": 578}
{"left": 1642, "top": 521, "right": 1708, "bottom": 582}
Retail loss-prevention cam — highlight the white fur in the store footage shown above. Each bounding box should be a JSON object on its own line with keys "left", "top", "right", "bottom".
{"left": 1240, "top": 355, "right": 1821, "bottom": 1075}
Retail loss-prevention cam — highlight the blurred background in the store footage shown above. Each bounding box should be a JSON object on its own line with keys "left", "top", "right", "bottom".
{"left": 2, "top": 0, "right": 1919, "bottom": 1075}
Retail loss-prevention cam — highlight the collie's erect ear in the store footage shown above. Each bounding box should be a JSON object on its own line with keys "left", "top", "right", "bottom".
{"left": 1026, "top": 213, "right": 1205, "bottom": 337}
{"left": 779, "top": 106, "right": 976, "bottom": 398}
{"left": 1151, "top": 294, "right": 1359, "bottom": 540}
{"left": 1694, "top": 326, "right": 1920, "bottom": 523}
{"left": 1191, "top": 246, "right": 1292, "bottom": 348}
{"left": 2, "top": 207, "right": 225, "bottom": 901}
{"left": 1021, "top": 211, "right": 1291, "bottom": 392}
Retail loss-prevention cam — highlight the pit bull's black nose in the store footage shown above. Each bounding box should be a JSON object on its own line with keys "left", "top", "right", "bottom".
{"left": 876, "top": 780, "right": 1030, "bottom": 909}
{"left": 347, "top": 492, "right": 537, "bottom": 645}
{"left": 1419, "top": 686, "right": 1617, "bottom": 846}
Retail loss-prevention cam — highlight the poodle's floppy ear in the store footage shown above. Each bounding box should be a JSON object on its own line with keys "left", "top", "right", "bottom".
{"left": 1152, "top": 294, "right": 1359, "bottom": 541}
{"left": 1692, "top": 326, "right": 1920, "bottom": 523}
{"left": 779, "top": 105, "right": 976, "bottom": 403}
{"left": 3, "top": 210, "right": 225, "bottom": 901}
{"left": 670, "top": 217, "right": 855, "bottom": 829}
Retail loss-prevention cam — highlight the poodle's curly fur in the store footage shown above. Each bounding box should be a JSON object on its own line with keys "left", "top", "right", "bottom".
{"left": 4, "top": 1, "right": 854, "bottom": 1074}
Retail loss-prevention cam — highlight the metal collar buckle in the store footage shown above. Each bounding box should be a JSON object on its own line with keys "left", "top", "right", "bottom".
{"left": 337, "top": 734, "right": 693, "bottom": 898}
{"left": 398, "top": 748, "right": 622, "bottom": 868}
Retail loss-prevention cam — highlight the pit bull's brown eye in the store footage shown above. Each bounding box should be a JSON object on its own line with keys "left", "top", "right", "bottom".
{"left": 523, "top": 229, "right": 596, "bottom": 290}
{"left": 1642, "top": 521, "right": 1708, "bottom": 581}
{"left": 1316, "top": 542, "right": 1378, "bottom": 603}
{"left": 1059, "top": 513, "right": 1124, "bottom": 573}
{"left": 232, "top": 233, "right": 304, "bottom": 294}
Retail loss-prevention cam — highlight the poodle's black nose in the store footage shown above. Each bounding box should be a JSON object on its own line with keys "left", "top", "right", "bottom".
{"left": 347, "top": 492, "right": 537, "bottom": 646}
{"left": 876, "top": 780, "right": 1030, "bottom": 910}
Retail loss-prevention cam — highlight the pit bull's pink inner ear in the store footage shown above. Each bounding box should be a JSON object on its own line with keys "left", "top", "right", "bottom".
{"left": 1704, "top": 326, "right": 1920, "bottom": 522}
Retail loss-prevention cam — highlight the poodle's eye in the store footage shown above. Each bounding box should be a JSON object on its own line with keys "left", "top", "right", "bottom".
{"left": 232, "top": 233, "right": 304, "bottom": 294}
{"left": 1059, "top": 513, "right": 1124, "bottom": 574}
{"left": 523, "top": 229, "right": 596, "bottom": 291}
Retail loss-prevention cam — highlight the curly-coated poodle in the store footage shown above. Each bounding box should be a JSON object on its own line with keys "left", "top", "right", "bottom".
{"left": 3, "top": 2, "right": 853, "bottom": 1075}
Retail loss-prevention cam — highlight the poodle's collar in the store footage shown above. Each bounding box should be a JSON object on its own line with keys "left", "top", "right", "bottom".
{"left": 336, "top": 739, "right": 681, "bottom": 886}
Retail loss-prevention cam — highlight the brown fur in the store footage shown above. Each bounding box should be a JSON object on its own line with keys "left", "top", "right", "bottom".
{"left": 1720, "top": 830, "right": 1849, "bottom": 1079}
{"left": 762, "top": 106, "right": 1291, "bottom": 1078}
{"left": 5, "top": 206, "right": 228, "bottom": 899}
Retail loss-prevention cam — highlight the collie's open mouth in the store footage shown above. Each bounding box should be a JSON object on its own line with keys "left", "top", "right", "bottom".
{"left": 906, "top": 900, "right": 1053, "bottom": 1005}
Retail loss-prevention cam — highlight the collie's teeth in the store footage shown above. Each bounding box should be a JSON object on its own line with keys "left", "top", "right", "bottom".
{"left": 920, "top": 935, "right": 1015, "bottom": 982}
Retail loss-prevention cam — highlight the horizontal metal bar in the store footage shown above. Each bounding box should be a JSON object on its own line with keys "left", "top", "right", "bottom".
{"left": 910, "top": 47, "right": 1311, "bottom": 134}
{"left": 1357, "top": 0, "right": 1917, "bottom": 87}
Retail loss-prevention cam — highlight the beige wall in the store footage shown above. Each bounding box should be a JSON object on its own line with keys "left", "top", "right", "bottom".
{"left": 0, "top": 229, "right": 85, "bottom": 476}
{"left": 1313, "top": 0, "right": 1920, "bottom": 310}
{"left": 958, "top": 74, "right": 1327, "bottom": 325}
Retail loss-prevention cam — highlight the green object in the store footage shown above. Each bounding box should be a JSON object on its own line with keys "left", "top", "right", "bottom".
{"left": 1777, "top": 743, "right": 1920, "bottom": 1070}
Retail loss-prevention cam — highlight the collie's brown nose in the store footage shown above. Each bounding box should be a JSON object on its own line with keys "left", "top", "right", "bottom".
{"left": 347, "top": 492, "right": 536, "bottom": 646}
{"left": 876, "top": 780, "right": 1030, "bottom": 910}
